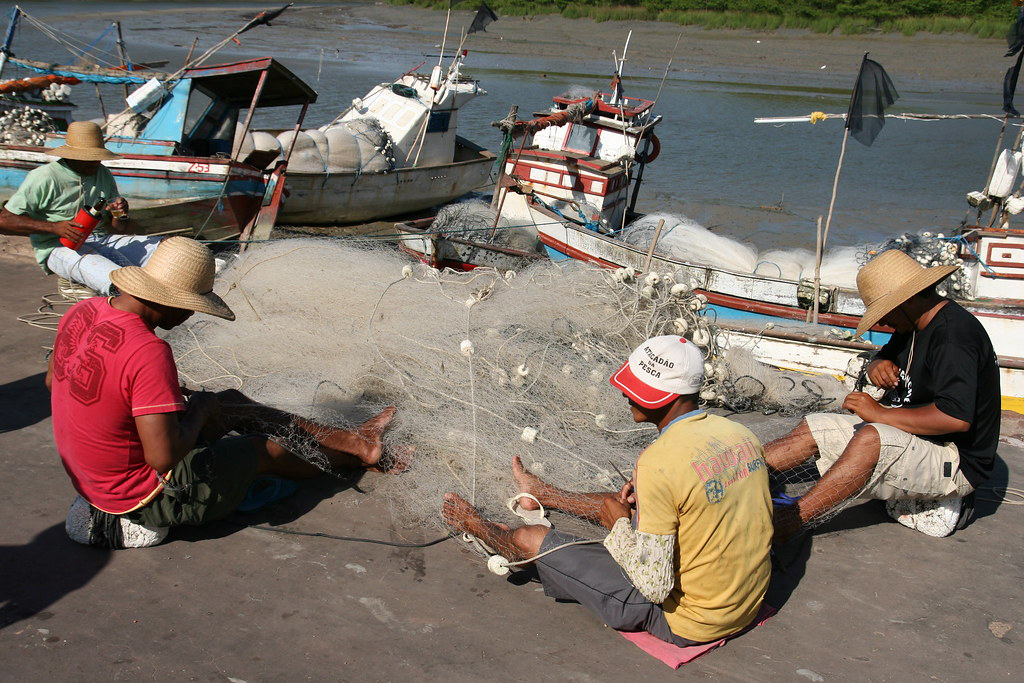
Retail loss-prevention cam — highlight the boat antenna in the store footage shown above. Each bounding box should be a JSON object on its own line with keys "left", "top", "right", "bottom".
{"left": 180, "top": 3, "right": 293, "bottom": 73}
{"left": 652, "top": 33, "right": 682, "bottom": 109}
{"left": 437, "top": 1, "right": 453, "bottom": 69}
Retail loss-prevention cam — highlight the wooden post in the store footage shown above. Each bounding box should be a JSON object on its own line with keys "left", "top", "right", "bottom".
{"left": 644, "top": 218, "right": 666, "bottom": 272}
{"left": 812, "top": 215, "right": 823, "bottom": 325}
{"left": 114, "top": 22, "right": 131, "bottom": 100}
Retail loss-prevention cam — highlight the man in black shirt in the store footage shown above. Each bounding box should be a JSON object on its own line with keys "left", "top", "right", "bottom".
{"left": 767, "top": 249, "right": 1000, "bottom": 539}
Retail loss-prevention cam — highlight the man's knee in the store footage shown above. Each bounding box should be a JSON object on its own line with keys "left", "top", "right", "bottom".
{"left": 846, "top": 424, "right": 882, "bottom": 464}
{"left": 215, "top": 388, "right": 247, "bottom": 405}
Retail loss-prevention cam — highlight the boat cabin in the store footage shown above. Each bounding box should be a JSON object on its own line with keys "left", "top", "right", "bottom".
{"left": 498, "top": 90, "right": 661, "bottom": 233}
{"left": 36, "top": 57, "right": 316, "bottom": 160}
{"left": 341, "top": 66, "right": 485, "bottom": 169}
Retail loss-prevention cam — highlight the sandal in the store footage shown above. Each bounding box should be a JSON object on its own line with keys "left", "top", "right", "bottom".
{"left": 237, "top": 477, "right": 299, "bottom": 513}
{"left": 506, "top": 492, "right": 551, "bottom": 527}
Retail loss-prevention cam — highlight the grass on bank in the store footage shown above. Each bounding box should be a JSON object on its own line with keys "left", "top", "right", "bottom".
{"left": 388, "top": 1, "right": 1010, "bottom": 38}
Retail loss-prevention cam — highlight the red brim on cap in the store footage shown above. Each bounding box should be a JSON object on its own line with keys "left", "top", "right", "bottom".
{"left": 609, "top": 360, "right": 680, "bottom": 409}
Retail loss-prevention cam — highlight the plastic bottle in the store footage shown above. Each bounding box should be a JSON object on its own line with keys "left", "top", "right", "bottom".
{"left": 60, "top": 196, "right": 106, "bottom": 250}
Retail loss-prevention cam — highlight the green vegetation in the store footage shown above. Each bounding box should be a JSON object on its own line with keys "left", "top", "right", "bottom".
{"left": 390, "top": 1, "right": 1015, "bottom": 37}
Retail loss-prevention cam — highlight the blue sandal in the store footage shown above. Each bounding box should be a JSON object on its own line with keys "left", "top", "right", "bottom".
{"left": 237, "top": 477, "right": 299, "bottom": 513}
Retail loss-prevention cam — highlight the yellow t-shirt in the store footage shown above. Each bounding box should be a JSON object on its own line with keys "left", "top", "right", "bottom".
{"left": 635, "top": 412, "right": 773, "bottom": 642}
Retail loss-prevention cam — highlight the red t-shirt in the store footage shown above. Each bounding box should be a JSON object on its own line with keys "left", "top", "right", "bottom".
{"left": 50, "top": 297, "right": 185, "bottom": 514}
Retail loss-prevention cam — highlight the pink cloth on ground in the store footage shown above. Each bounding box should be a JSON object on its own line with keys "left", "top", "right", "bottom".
{"left": 618, "top": 603, "right": 777, "bottom": 669}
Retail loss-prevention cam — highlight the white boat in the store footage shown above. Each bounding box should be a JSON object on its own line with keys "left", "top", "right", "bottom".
{"left": 396, "top": 66, "right": 1024, "bottom": 414}
{"left": 248, "top": 53, "right": 494, "bottom": 226}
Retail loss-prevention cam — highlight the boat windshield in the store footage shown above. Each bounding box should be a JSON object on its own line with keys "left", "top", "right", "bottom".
{"left": 563, "top": 123, "right": 597, "bottom": 155}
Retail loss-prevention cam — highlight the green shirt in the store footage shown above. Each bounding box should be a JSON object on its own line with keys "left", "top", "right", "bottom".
{"left": 4, "top": 159, "right": 119, "bottom": 272}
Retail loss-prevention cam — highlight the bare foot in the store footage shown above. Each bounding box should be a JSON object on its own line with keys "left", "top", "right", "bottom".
{"left": 512, "top": 455, "right": 550, "bottom": 511}
{"left": 312, "top": 405, "right": 396, "bottom": 467}
{"left": 355, "top": 405, "right": 396, "bottom": 463}
{"left": 366, "top": 444, "right": 415, "bottom": 475}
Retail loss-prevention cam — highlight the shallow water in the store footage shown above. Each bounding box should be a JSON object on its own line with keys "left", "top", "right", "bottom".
{"left": 6, "top": 1, "right": 1004, "bottom": 250}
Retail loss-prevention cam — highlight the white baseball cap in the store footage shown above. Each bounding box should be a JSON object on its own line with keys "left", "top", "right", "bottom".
{"left": 609, "top": 335, "right": 705, "bottom": 409}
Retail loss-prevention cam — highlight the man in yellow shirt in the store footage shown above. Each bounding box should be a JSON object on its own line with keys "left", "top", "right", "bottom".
{"left": 443, "top": 336, "right": 773, "bottom": 645}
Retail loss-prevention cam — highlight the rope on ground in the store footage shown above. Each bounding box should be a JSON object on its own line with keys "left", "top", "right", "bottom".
{"left": 237, "top": 521, "right": 455, "bottom": 547}
{"left": 976, "top": 486, "right": 1024, "bottom": 505}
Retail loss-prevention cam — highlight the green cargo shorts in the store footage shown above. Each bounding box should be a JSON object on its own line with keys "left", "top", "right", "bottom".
{"left": 126, "top": 436, "right": 261, "bottom": 527}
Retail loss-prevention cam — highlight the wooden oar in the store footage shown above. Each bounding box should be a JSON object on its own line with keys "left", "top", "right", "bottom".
{"left": 644, "top": 218, "right": 666, "bottom": 272}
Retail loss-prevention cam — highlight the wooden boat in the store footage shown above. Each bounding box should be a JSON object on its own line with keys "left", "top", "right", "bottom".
{"left": 0, "top": 56, "right": 315, "bottom": 242}
{"left": 265, "top": 53, "right": 494, "bottom": 225}
{"left": 396, "top": 217, "right": 545, "bottom": 271}
{"left": 0, "top": 7, "right": 316, "bottom": 242}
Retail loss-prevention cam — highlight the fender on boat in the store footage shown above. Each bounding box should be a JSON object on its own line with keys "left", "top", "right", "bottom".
{"left": 635, "top": 134, "right": 660, "bottom": 164}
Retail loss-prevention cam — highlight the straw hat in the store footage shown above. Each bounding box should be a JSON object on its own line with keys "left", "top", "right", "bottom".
{"left": 854, "top": 249, "right": 958, "bottom": 338}
{"left": 47, "top": 121, "right": 121, "bottom": 161}
{"left": 110, "top": 237, "right": 234, "bottom": 320}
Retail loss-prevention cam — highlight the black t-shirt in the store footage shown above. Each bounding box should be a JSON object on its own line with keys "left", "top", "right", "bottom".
{"left": 876, "top": 301, "right": 1000, "bottom": 488}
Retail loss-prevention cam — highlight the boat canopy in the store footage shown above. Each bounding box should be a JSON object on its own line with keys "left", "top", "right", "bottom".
{"left": 30, "top": 56, "right": 317, "bottom": 157}
{"left": 182, "top": 58, "right": 316, "bottom": 109}
{"left": 12, "top": 56, "right": 316, "bottom": 107}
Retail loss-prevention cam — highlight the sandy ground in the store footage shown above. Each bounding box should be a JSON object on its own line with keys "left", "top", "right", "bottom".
{"left": 0, "top": 258, "right": 1021, "bottom": 681}
{"left": 323, "top": 3, "right": 1006, "bottom": 90}
{"left": 25, "top": 1, "right": 1009, "bottom": 89}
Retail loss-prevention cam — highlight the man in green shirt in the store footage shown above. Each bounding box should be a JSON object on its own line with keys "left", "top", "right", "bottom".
{"left": 0, "top": 121, "right": 161, "bottom": 295}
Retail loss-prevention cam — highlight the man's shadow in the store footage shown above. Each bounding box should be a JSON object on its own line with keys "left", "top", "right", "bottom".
{"left": 0, "top": 372, "right": 50, "bottom": 433}
{"left": 0, "top": 523, "right": 111, "bottom": 628}
{"left": 165, "top": 470, "right": 368, "bottom": 544}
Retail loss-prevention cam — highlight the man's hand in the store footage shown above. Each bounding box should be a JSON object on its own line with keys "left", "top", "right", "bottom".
{"left": 617, "top": 478, "right": 636, "bottom": 507}
{"left": 107, "top": 196, "right": 142, "bottom": 234}
{"left": 843, "top": 391, "right": 887, "bottom": 422}
{"left": 50, "top": 219, "right": 83, "bottom": 242}
{"left": 108, "top": 196, "right": 130, "bottom": 216}
{"left": 866, "top": 358, "right": 900, "bottom": 390}
{"left": 185, "top": 391, "right": 227, "bottom": 442}
{"left": 599, "top": 496, "right": 632, "bottom": 530}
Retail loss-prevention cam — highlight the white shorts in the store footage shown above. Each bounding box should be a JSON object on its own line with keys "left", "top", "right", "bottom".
{"left": 804, "top": 413, "right": 973, "bottom": 500}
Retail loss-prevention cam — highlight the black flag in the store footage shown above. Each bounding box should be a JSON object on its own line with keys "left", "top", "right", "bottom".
{"left": 468, "top": 3, "right": 498, "bottom": 34}
{"left": 846, "top": 54, "right": 899, "bottom": 147}
{"left": 239, "top": 3, "right": 292, "bottom": 35}
{"left": 1003, "top": 7, "right": 1024, "bottom": 116}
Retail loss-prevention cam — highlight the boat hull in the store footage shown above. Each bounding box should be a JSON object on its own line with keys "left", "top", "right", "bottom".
{"left": 533, "top": 208, "right": 1024, "bottom": 411}
{"left": 278, "top": 140, "right": 494, "bottom": 225}
{"left": 0, "top": 145, "right": 265, "bottom": 241}
{"left": 396, "top": 216, "right": 544, "bottom": 271}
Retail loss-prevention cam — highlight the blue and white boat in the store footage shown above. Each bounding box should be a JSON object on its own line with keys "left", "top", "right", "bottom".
{"left": 0, "top": 6, "right": 316, "bottom": 241}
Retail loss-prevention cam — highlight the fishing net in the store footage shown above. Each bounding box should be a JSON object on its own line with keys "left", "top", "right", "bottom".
{"left": 622, "top": 213, "right": 864, "bottom": 290}
{"left": 431, "top": 198, "right": 541, "bottom": 252}
{"left": 165, "top": 239, "right": 860, "bottom": 540}
{"left": 270, "top": 118, "right": 396, "bottom": 174}
{"left": 858, "top": 232, "right": 970, "bottom": 299}
{"left": 0, "top": 106, "right": 57, "bottom": 146}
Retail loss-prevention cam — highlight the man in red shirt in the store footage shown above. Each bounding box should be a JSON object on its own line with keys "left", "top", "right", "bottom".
{"left": 48, "top": 236, "right": 405, "bottom": 547}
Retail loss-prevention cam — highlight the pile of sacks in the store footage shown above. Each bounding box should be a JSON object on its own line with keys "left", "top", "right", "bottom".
{"left": 237, "top": 117, "right": 396, "bottom": 173}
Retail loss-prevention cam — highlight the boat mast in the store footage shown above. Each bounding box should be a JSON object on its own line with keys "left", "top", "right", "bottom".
{"left": 411, "top": 3, "right": 455, "bottom": 167}
{"left": 629, "top": 33, "right": 680, "bottom": 215}
{"left": 0, "top": 6, "right": 22, "bottom": 83}
{"left": 114, "top": 21, "right": 132, "bottom": 100}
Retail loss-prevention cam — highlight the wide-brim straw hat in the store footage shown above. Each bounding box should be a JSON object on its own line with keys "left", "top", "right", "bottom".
{"left": 47, "top": 121, "right": 121, "bottom": 161}
{"left": 854, "top": 249, "right": 958, "bottom": 338}
{"left": 110, "top": 236, "right": 235, "bottom": 320}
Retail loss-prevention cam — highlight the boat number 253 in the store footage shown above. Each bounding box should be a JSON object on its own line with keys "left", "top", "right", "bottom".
{"left": 188, "top": 162, "right": 212, "bottom": 173}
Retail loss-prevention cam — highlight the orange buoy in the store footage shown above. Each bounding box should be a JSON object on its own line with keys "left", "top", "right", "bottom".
{"left": 0, "top": 74, "right": 80, "bottom": 95}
